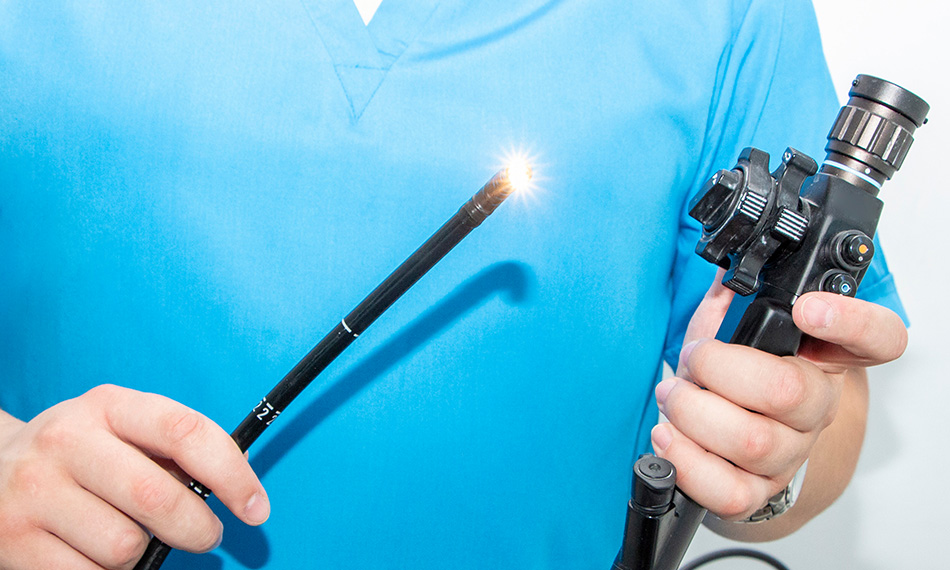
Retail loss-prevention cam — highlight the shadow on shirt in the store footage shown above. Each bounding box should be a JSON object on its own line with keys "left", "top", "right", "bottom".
{"left": 168, "top": 261, "right": 533, "bottom": 569}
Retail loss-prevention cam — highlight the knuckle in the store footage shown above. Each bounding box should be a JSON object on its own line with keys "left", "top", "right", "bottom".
{"left": 107, "top": 527, "right": 149, "bottom": 569}
{"left": 768, "top": 363, "right": 808, "bottom": 417}
{"left": 740, "top": 420, "right": 776, "bottom": 466}
{"left": 718, "top": 485, "right": 760, "bottom": 520}
{"left": 32, "top": 417, "right": 76, "bottom": 455}
{"left": 162, "top": 411, "right": 207, "bottom": 450}
{"left": 85, "top": 383, "right": 123, "bottom": 403}
{"left": 131, "top": 475, "right": 178, "bottom": 520}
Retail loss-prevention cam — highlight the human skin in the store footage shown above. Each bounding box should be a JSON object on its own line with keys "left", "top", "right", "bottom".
{"left": 0, "top": 388, "right": 269, "bottom": 569}
{"left": 0, "top": 275, "right": 906, "bottom": 567}
{"left": 654, "top": 271, "right": 905, "bottom": 541}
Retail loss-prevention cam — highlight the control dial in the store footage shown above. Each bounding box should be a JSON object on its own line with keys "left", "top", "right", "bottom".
{"left": 833, "top": 231, "right": 874, "bottom": 270}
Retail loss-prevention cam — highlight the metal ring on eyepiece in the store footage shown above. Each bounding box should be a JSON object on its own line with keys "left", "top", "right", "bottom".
{"left": 821, "top": 159, "right": 883, "bottom": 191}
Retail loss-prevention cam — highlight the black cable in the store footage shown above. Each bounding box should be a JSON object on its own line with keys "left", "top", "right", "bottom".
{"left": 679, "top": 548, "right": 791, "bottom": 570}
{"left": 132, "top": 165, "right": 529, "bottom": 570}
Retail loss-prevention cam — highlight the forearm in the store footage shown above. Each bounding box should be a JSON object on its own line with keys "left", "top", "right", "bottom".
{"left": 704, "top": 367, "right": 869, "bottom": 541}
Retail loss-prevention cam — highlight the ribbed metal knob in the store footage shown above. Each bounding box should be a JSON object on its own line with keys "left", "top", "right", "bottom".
{"left": 828, "top": 104, "right": 914, "bottom": 176}
{"left": 822, "top": 75, "right": 928, "bottom": 189}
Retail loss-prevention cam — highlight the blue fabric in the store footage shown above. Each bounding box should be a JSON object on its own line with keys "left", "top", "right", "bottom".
{"left": 0, "top": 1, "right": 903, "bottom": 569}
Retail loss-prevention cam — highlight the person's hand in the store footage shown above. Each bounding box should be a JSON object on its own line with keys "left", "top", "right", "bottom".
{"left": 0, "top": 384, "right": 269, "bottom": 570}
{"left": 651, "top": 272, "right": 906, "bottom": 523}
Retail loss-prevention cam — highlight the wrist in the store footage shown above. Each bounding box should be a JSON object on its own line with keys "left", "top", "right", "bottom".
{"left": 738, "top": 460, "right": 809, "bottom": 524}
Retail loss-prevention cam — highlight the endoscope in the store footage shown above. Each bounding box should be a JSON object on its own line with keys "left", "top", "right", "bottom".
{"left": 133, "top": 164, "right": 531, "bottom": 570}
{"left": 612, "top": 75, "right": 929, "bottom": 570}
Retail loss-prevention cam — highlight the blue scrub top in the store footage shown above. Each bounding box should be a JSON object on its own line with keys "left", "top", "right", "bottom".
{"left": 0, "top": 1, "right": 904, "bottom": 569}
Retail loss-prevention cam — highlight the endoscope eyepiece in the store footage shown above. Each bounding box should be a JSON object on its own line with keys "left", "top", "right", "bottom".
{"left": 822, "top": 74, "right": 929, "bottom": 193}
{"left": 850, "top": 74, "right": 929, "bottom": 127}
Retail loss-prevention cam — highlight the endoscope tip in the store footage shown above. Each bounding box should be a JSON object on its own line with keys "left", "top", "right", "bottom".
{"left": 505, "top": 158, "right": 533, "bottom": 193}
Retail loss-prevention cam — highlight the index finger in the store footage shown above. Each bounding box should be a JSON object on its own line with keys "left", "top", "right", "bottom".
{"left": 95, "top": 386, "right": 270, "bottom": 526}
{"left": 678, "top": 268, "right": 734, "bottom": 373}
{"left": 793, "top": 292, "right": 907, "bottom": 365}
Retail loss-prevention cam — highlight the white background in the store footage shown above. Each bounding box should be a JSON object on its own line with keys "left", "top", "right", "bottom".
{"left": 684, "top": 1, "right": 950, "bottom": 568}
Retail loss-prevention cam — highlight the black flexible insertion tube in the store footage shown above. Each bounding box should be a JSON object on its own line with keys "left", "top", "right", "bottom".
{"left": 133, "top": 165, "right": 530, "bottom": 570}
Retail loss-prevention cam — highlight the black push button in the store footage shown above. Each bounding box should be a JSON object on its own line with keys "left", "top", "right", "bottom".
{"left": 837, "top": 232, "right": 874, "bottom": 269}
{"left": 823, "top": 272, "right": 858, "bottom": 296}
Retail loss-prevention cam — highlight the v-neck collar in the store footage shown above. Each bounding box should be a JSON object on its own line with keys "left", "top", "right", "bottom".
{"left": 300, "top": 0, "right": 442, "bottom": 121}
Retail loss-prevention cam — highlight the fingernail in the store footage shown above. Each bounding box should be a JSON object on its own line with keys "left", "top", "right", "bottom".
{"left": 652, "top": 423, "right": 673, "bottom": 452}
{"left": 680, "top": 340, "right": 701, "bottom": 366}
{"left": 801, "top": 296, "right": 834, "bottom": 329}
{"left": 244, "top": 492, "right": 270, "bottom": 525}
{"left": 655, "top": 378, "right": 675, "bottom": 410}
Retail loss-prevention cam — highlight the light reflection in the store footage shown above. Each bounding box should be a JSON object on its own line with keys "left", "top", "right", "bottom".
{"left": 506, "top": 157, "right": 533, "bottom": 192}
{"left": 498, "top": 146, "right": 545, "bottom": 202}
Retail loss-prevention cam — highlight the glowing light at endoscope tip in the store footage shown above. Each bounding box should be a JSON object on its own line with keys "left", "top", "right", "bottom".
{"left": 506, "top": 158, "right": 533, "bottom": 192}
